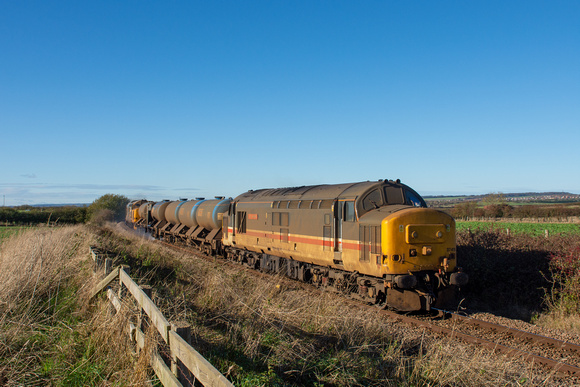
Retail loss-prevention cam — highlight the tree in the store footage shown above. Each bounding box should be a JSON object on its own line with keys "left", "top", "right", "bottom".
{"left": 482, "top": 192, "right": 505, "bottom": 206}
{"left": 88, "top": 194, "right": 129, "bottom": 223}
{"left": 452, "top": 201, "right": 478, "bottom": 219}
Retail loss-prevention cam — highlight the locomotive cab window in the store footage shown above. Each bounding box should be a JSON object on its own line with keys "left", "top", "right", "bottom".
{"left": 344, "top": 201, "right": 355, "bottom": 222}
{"left": 237, "top": 212, "right": 247, "bottom": 233}
{"left": 362, "top": 189, "right": 383, "bottom": 211}
{"left": 404, "top": 190, "right": 426, "bottom": 207}
{"left": 384, "top": 186, "right": 404, "bottom": 204}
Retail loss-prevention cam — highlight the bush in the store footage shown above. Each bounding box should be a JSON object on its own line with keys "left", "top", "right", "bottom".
{"left": 88, "top": 194, "right": 129, "bottom": 223}
{"left": 457, "top": 229, "right": 580, "bottom": 320}
{"left": 547, "top": 245, "right": 580, "bottom": 315}
{"left": 452, "top": 201, "right": 478, "bottom": 218}
{"left": 0, "top": 206, "right": 87, "bottom": 225}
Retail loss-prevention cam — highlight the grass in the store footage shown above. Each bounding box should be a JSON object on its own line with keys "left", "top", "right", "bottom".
{"left": 0, "top": 225, "right": 154, "bottom": 385}
{"left": 457, "top": 221, "right": 580, "bottom": 236}
{"left": 97, "top": 223, "right": 576, "bottom": 386}
{"left": 0, "top": 225, "right": 31, "bottom": 242}
{"left": 1, "top": 223, "right": 578, "bottom": 385}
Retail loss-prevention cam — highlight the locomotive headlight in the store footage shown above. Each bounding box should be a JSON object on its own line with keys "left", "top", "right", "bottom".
{"left": 436, "top": 231, "right": 443, "bottom": 238}
{"left": 409, "top": 249, "right": 417, "bottom": 257}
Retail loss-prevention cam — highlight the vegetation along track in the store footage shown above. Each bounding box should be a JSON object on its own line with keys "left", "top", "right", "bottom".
{"left": 152, "top": 233, "right": 580, "bottom": 378}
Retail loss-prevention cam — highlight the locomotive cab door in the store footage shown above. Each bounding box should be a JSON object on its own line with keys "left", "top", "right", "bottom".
{"left": 230, "top": 202, "right": 236, "bottom": 236}
{"left": 333, "top": 200, "right": 343, "bottom": 265}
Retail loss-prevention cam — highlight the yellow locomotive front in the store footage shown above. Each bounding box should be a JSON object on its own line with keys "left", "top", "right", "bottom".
{"left": 126, "top": 200, "right": 142, "bottom": 226}
{"left": 380, "top": 207, "right": 468, "bottom": 310}
{"left": 382, "top": 207, "right": 456, "bottom": 274}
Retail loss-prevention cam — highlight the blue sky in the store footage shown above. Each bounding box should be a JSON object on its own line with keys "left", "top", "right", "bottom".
{"left": 1, "top": 1, "right": 579, "bottom": 205}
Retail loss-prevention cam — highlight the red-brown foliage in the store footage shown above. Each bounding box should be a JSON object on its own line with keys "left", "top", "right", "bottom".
{"left": 456, "top": 230, "right": 580, "bottom": 320}
{"left": 548, "top": 245, "right": 580, "bottom": 314}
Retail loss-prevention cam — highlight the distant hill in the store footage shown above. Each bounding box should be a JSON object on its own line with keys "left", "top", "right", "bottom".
{"left": 424, "top": 192, "right": 580, "bottom": 206}
{"left": 425, "top": 192, "right": 579, "bottom": 199}
{"left": 8, "top": 203, "right": 90, "bottom": 208}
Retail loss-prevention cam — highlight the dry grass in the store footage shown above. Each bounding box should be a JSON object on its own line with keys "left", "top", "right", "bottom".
{"left": 534, "top": 311, "right": 580, "bottom": 336}
{"left": 0, "top": 225, "right": 158, "bottom": 385}
{"left": 104, "top": 223, "right": 578, "bottom": 386}
{"left": 0, "top": 226, "right": 84, "bottom": 313}
{"left": 2, "top": 222, "right": 574, "bottom": 385}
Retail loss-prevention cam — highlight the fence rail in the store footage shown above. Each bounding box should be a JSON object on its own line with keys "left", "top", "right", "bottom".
{"left": 89, "top": 246, "right": 234, "bottom": 387}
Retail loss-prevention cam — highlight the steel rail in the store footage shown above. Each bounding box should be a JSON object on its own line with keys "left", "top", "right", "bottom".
{"left": 433, "top": 308, "right": 580, "bottom": 358}
{"left": 380, "top": 309, "right": 580, "bottom": 377}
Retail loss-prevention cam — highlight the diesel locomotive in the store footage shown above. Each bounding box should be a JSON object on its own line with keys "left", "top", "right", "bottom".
{"left": 126, "top": 179, "right": 468, "bottom": 311}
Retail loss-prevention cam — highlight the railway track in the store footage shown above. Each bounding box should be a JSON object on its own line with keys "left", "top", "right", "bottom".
{"left": 381, "top": 308, "right": 580, "bottom": 377}
{"left": 151, "top": 236, "right": 580, "bottom": 378}
{"left": 434, "top": 309, "right": 580, "bottom": 363}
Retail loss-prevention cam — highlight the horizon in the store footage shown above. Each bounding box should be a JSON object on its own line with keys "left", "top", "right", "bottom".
{"left": 2, "top": 178, "right": 580, "bottom": 207}
{"left": 1, "top": 1, "right": 579, "bottom": 206}
{"left": 3, "top": 189, "right": 580, "bottom": 208}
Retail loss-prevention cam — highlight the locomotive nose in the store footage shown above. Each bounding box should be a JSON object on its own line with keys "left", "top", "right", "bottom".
{"left": 382, "top": 208, "right": 457, "bottom": 274}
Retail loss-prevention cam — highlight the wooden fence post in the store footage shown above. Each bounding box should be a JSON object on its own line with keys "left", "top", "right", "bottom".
{"left": 139, "top": 285, "right": 152, "bottom": 328}
{"left": 93, "top": 250, "right": 102, "bottom": 272}
{"left": 172, "top": 322, "right": 194, "bottom": 387}
{"left": 118, "top": 265, "right": 131, "bottom": 299}
{"left": 95, "top": 259, "right": 233, "bottom": 387}
{"left": 136, "top": 285, "right": 152, "bottom": 356}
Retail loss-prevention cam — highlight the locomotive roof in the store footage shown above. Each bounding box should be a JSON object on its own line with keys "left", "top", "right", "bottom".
{"left": 234, "top": 180, "right": 408, "bottom": 202}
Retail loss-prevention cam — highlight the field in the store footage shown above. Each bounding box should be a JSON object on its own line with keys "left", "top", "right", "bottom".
{"left": 1, "top": 223, "right": 579, "bottom": 385}
{"left": 457, "top": 221, "right": 580, "bottom": 236}
{"left": 0, "top": 226, "right": 31, "bottom": 241}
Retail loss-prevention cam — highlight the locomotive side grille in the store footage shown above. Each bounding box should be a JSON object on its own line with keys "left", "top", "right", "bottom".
{"left": 359, "top": 226, "right": 381, "bottom": 262}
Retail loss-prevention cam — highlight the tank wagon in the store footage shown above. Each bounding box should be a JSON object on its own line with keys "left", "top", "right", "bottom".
{"left": 127, "top": 180, "right": 467, "bottom": 311}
